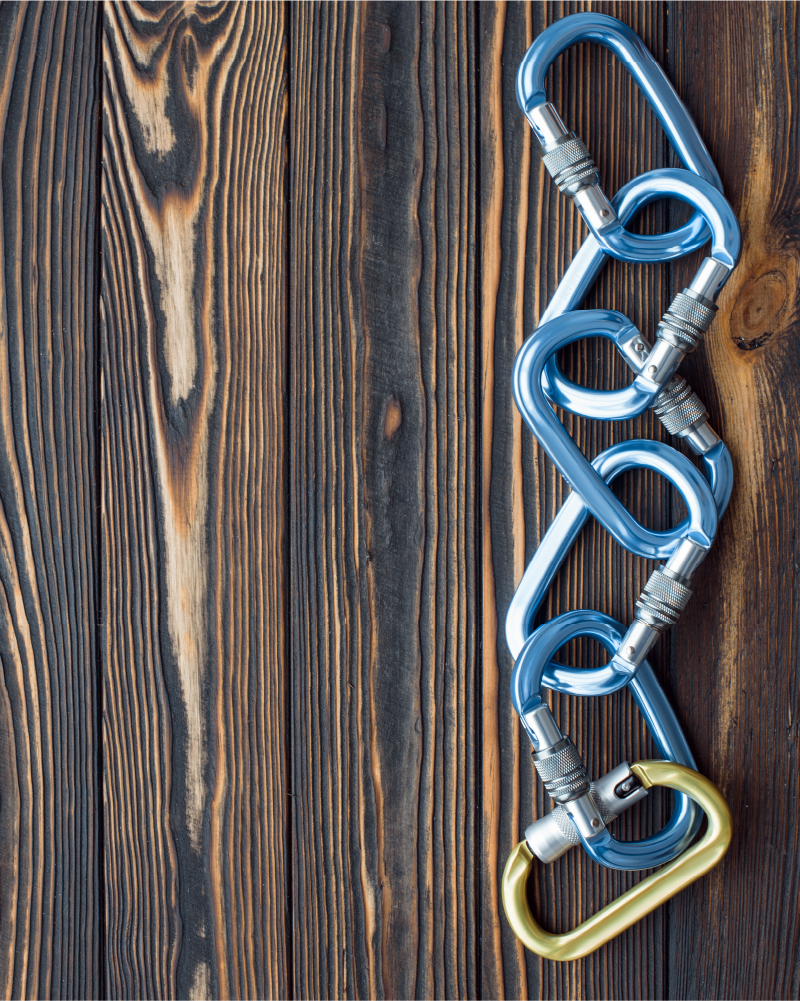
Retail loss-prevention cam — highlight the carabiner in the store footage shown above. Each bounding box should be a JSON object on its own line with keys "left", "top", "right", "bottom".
{"left": 516, "top": 13, "right": 721, "bottom": 189}
{"left": 505, "top": 438, "right": 720, "bottom": 662}
{"left": 503, "top": 762, "right": 732, "bottom": 962}
{"left": 511, "top": 613, "right": 700, "bottom": 869}
{"left": 533, "top": 167, "right": 736, "bottom": 522}
{"left": 516, "top": 12, "right": 741, "bottom": 284}
{"left": 513, "top": 311, "right": 720, "bottom": 556}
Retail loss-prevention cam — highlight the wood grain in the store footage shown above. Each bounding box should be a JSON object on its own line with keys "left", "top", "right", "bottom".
{"left": 480, "top": 3, "right": 677, "bottom": 998}
{"left": 101, "top": 3, "right": 288, "bottom": 997}
{"left": 0, "top": 3, "right": 100, "bottom": 997}
{"left": 289, "top": 2, "right": 477, "bottom": 997}
{"left": 666, "top": 4, "right": 800, "bottom": 998}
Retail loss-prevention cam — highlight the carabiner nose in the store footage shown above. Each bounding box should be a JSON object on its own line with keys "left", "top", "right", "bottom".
{"left": 592, "top": 170, "right": 741, "bottom": 270}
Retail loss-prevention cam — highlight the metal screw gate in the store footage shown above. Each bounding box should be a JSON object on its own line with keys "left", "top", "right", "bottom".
{"left": 500, "top": 13, "right": 738, "bottom": 961}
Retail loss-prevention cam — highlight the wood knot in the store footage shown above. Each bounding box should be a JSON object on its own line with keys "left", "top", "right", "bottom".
{"left": 730, "top": 270, "right": 787, "bottom": 351}
{"left": 383, "top": 396, "right": 402, "bottom": 439}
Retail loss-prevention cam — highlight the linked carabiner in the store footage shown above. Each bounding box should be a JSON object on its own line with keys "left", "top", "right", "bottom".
{"left": 516, "top": 12, "right": 740, "bottom": 276}
{"left": 511, "top": 613, "right": 700, "bottom": 869}
{"left": 502, "top": 762, "right": 732, "bottom": 962}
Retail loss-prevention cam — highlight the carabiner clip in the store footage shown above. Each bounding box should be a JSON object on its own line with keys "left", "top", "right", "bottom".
{"left": 518, "top": 19, "right": 741, "bottom": 386}
{"left": 511, "top": 611, "right": 701, "bottom": 870}
{"left": 502, "top": 762, "right": 732, "bottom": 962}
{"left": 516, "top": 12, "right": 741, "bottom": 283}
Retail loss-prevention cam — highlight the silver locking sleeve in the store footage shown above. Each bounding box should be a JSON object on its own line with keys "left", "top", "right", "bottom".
{"left": 634, "top": 566, "right": 693, "bottom": 631}
{"left": 541, "top": 135, "right": 600, "bottom": 195}
{"left": 526, "top": 762, "right": 648, "bottom": 863}
{"left": 523, "top": 702, "right": 607, "bottom": 840}
{"left": 653, "top": 376, "right": 724, "bottom": 455}
{"left": 527, "top": 103, "right": 617, "bottom": 230}
{"left": 528, "top": 102, "right": 600, "bottom": 195}
{"left": 532, "top": 737, "right": 590, "bottom": 803}
{"left": 656, "top": 290, "right": 718, "bottom": 352}
{"left": 652, "top": 376, "right": 708, "bottom": 437}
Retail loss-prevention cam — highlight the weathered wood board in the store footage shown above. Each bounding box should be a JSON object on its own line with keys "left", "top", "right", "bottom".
{"left": 101, "top": 3, "right": 288, "bottom": 997}
{"left": 0, "top": 4, "right": 100, "bottom": 997}
{"left": 666, "top": 4, "right": 800, "bottom": 998}
{"left": 289, "top": 3, "right": 477, "bottom": 997}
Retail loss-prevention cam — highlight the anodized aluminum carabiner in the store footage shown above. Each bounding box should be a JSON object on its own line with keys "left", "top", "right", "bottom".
{"left": 513, "top": 310, "right": 721, "bottom": 552}
{"left": 502, "top": 761, "right": 732, "bottom": 962}
{"left": 516, "top": 12, "right": 734, "bottom": 270}
{"left": 510, "top": 614, "right": 700, "bottom": 869}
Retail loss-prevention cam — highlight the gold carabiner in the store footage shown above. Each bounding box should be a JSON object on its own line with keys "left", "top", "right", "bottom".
{"left": 502, "top": 760, "right": 732, "bottom": 961}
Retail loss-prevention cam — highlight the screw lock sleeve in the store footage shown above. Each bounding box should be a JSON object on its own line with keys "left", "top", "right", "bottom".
{"left": 533, "top": 737, "right": 591, "bottom": 803}
{"left": 657, "top": 290, "right": 718, "bottom": 352}
{"left": 541, "top": 134, "right": 600, "bottom": 195}
{"left": 635, "top": 567, "right": 693, "bottom": 631}
{"left": 652, "top": 376, "right": 708, "bottom": 437}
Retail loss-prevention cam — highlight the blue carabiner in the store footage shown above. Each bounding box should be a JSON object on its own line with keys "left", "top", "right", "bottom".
{"left": 512, "top": 311, "right": 720, "bottom": 557}
{"left": 541, "top": 170, "right": 740, "bottom": 417}
{"left": 534, "top": 169, "right": 735, "bottom": 523}
{"left": 588, "top": 169, "right": 740, "bottom": 267}
{"left": 516, "top": 12, "right": 721, "bottom": 252}
{"left": 510, "top": 612, "right": 700, "bottom": 870}
{"left": 505, "top": 439, "right": 722, "bottom": 662}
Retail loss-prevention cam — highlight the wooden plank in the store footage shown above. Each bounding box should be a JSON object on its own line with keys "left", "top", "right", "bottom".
{"left": 101, "top": 2, "right": 288, "bottom": 996}
{"left": 480, "top": 3, "right": 676, "bottom": 997}
{"left": 289, "top": 2, "right": 477, "bottom": 996}
{"left": 666, "top": 3, "right": 800, "bottom": 997}
{"left": 0, "top": 3, "right": 100, "bottom": 997}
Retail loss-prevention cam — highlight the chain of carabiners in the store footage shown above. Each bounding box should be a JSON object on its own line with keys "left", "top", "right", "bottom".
{"left": 500, "top": 13, "right": 739, "bottom": 952}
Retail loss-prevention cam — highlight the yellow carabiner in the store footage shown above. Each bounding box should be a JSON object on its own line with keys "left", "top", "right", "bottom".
{"left": 502, "top": 761, "right": 732, "bottom": 961}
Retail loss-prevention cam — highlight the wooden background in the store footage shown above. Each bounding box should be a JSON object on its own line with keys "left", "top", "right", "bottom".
{"left": 0, "top": 1, "right": 796, "bottom": 998}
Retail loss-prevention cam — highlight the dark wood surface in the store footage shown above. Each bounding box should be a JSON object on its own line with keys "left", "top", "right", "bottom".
{"left": 289, "top": 4, "right": 477, "bottom": 997}
{"left": 666, "top": 5, "right": 800, "bottom": 999}
{"left": 0, "top": 4, "right": 100, "bottom": 998}
{"left": 101, "top": 2, "right": 287, "bottom": 998}
{"left": 0, "top": 2, "right": 797, "bottom": 998}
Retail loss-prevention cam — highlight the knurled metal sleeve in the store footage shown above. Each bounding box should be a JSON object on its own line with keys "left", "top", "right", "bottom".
{"left": 657, "top": 290, "right": 717, "bottom": 351}
{"left": 541, "top": 135, "right": 599, "bottom": 194}
{"left": 551, "top": 805, "right": 581, "bottom": 845}
{"left": 590, "top": 784, "right": 618, "bottom": 825}
{"left": 548, "top": 783, "right": 616, "bottom": 845}
{"left": 635, "top": 567, "right": 693, "bottom": 630}
{"left": 533, "top": 738, "right": 590, "bottom": 803}
{"left": 652, "top": 376, "right": 708, "bottom": 436}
